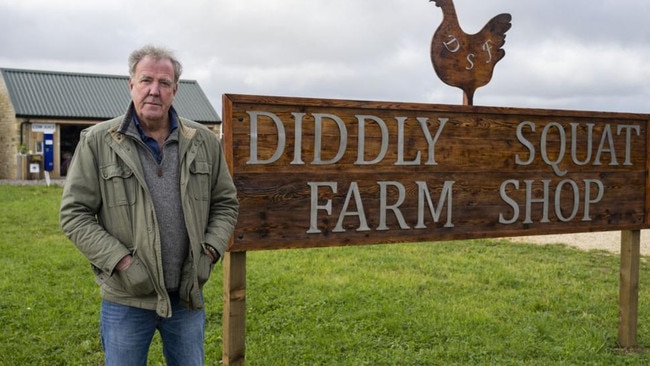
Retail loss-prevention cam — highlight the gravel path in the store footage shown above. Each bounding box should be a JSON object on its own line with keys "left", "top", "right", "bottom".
{"left": 508, "top": 231, "right": 650, "bottom": 255}
{"left": 2, "top": 179, "right": 648, "bottom": 255}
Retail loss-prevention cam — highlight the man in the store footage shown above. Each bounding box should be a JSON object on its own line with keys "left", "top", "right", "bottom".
{"left": 60, "top": 45, "right": 239, "bottom": 365}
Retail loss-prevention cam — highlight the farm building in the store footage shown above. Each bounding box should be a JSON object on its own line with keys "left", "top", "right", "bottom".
{"left": 0, "top": 68, "right": 220, "bottom": 179}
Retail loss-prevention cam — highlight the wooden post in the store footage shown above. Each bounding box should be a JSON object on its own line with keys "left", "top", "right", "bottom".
{"left": 619, "top": 229, "right": 640, "bottom": 348}
{"left": 462, "top": 91, "right": 472, "bottom": 106}
{"left": 223, "top": 251, "right": 247, "bottom": 365}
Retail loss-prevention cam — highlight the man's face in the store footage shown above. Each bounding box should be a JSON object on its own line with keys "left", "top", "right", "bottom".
{"left": 128, "top": 56, "right": 178, "bottom": 125}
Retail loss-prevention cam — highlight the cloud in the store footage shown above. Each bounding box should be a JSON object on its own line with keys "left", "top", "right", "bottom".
{"left": 1, "top": 0, "right": 648, "bottom": 114}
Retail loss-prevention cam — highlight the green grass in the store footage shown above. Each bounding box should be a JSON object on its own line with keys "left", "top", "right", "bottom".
{"left": 1, "top": 185, "right": 650, "bottom": 365}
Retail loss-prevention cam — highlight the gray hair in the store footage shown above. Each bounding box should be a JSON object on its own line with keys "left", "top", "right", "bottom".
{"left": 128, "top": 45, "right": 183, "bottom": 84}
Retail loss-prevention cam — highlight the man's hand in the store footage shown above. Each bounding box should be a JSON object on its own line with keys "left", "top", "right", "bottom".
{"left": 115, "top": 254, "right": 133, "bottom": 272}
{"left": 204, "top": 245, "right": 219, "bottom": 264}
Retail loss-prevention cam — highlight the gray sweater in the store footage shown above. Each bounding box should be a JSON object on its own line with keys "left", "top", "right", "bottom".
{"left": 135, "top": 127, "right": 189, "bottom": 292}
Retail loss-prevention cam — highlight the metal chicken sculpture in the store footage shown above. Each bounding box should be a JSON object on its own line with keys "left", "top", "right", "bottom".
{"left": 429, "top": 0, "right": 512, "bottom": 105}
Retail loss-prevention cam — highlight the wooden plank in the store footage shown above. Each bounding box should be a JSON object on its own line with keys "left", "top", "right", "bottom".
{"left": 224, "top": 94, "right": 650, "bottom": 251}
{"left": 222, "top": 251, "right": 247, "bottom": 366}
{"left": 619, "top": 230, "right": 640, "bottom": 348}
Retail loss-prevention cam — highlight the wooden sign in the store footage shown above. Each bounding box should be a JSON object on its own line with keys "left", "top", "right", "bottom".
{"left": 223, "top": 94, "right": 650, "bottom": 252}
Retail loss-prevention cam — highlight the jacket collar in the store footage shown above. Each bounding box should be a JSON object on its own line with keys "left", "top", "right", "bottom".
{"left": 117, "top": 102, "right": 181, "bottom": 135}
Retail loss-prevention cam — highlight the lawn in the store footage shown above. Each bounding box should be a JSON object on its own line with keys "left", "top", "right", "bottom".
{"left": 1, "top": 184, "right": 649, "bottom": 365}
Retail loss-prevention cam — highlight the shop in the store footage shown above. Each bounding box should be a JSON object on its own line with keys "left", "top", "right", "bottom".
{"left": 15, "top": 121, "right": 90, "bottom": 179}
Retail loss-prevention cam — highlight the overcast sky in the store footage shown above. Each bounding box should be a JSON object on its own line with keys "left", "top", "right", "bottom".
{"left": 1, "top": 0, "right": 649, "bottom": 117}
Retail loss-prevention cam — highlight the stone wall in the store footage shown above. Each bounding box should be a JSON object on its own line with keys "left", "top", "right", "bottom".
{"left": 0, "top": 75, "right": 18, "bottom": 179}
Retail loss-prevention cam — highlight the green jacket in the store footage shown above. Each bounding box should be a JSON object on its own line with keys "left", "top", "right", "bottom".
{"left": 60, "top": 105, "right": 239, "bottom": 317}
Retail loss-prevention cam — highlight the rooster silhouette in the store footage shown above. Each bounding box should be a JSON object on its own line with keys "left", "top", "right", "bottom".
{"left": 429, "top": 0, "right": 511, "bottom": 105}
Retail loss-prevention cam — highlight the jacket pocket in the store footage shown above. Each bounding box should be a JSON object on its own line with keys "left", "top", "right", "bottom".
{"left": 188, "top": 160, "right": 210, "bottom": 201}
{"left": 100, "top": 163, "right": 136, "bottom": 207}
{"left": 196, "top": 250, "right": 215, "bottom": 285}
{"left": 104, "top": 255, "right": 155, "bottom": 297}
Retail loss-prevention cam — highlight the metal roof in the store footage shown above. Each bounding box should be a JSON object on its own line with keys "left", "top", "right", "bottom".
{"left": 1, "top": 68, "right": 221, "bottom": 123}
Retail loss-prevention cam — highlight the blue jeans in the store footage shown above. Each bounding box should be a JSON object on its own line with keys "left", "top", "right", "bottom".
{"left": 100, "top": 293, "right": 205, "bottom": 366}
